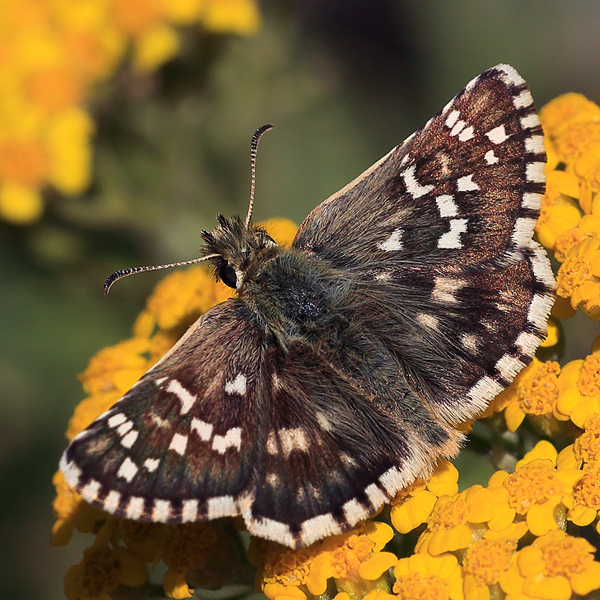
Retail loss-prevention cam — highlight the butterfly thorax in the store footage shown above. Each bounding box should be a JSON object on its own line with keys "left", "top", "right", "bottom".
{"left": 202, "top": 214, "right": 351, "bottom": 347}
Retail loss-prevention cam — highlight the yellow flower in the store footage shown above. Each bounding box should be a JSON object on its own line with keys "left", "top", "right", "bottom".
{"left": 499, "top": 530, "right": 600, "bottom": 600}
{"left": 462, "top": 538, "right": 516, "bottom": 600}
{"left": 51, "top": 471, "right": 106, "bottom": 547}
{"left": 393, "top": 554, "right": 464, "bottom": 600}
{"left": 487, "top": 442, "right": 581, "bottom": 537}
{"left": 557, "top": 235, "right": 600, "bottom": 318}
{"left": 416, "top": 485, "right": 516, "bottom": 556}
{"left": 554, "top": 214, "right": 600, "bottom": 262}
{"left": 391, "top": 459, "right": 459, "bottom": 534}
{"left": 573, "top": 412, "right": 600, "bottom": 462}
{"left": 492, "top": 358, "right": 561, "bottom": 432}
{"left": 201, "top": 0, "right": 261, "bottom": 35}
{"left": 540, "top": 93, "right": 600, "bottom": 140}
{"left": 555, "top": 354, "right": 600, "bottom": 427}
{"left": 259, "top": 522, "right": 394, "bottom": 600}
{"left": 64, "top": 543, "right": 147, "bottom": 600}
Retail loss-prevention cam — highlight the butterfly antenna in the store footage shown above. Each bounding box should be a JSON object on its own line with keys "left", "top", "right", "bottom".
{"left": 104, "top": 254, "right": 220, "bottom": 295}
{"left": 245, "top": 124, "right": 273, "bottom": 227}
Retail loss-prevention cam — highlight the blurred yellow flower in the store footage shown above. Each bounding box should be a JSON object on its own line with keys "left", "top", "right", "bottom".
{"left": 64, "top": 542, "right": 147, "bottom": 600}
{"left": 0, "top": 0, "right": 262, "bottom": 224}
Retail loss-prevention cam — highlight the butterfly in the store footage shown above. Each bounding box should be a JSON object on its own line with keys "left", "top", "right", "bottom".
{"left": 60, "top": 64, "right": 555, "bottom": 549}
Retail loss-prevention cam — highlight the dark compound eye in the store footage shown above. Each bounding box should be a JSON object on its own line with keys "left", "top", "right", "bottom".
{"left": 218, "top": 262, "right": 237, "bottom": 288}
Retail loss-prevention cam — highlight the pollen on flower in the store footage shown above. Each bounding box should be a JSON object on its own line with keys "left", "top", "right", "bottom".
{"left": 463, "top": 538, "right": 516, "bottom": 586}
{"left": 572, "top": 462, "right": 600, "bottom": 510}
{"left": 503, "top": 460, "right": 562, "bottom": 514}
{"left": 574, "top": 413, "right": 600, "bottom": 462}
{"left": 577, "top": 353, "right": 600, "bottom": 396}
{"left": 329, "top": 534, "right": 375, "bottom": 579}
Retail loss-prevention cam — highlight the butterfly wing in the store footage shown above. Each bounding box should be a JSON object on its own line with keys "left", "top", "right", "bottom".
{"left": 293, "top": 64, "right": 555, "bottom": 423}
{"left": 61, "top": 299, "right": 270, "bottom": 524}
{"left": 61, "top": 297, "right": 451, "bottom": 548}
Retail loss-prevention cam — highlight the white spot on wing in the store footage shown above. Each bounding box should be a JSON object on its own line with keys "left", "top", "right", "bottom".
{"left": 380, "top": 466, "right": 409, "bottom": 495}
{"left": 450, "top": 120, "right": 467, "bottom": 137}
{"left": 144, "top": 458, "right": 160, "bottom": 472}
{"left": 81, "top": 479, "right": 101, "bottom": 501}
{"left": 436, "top": 195, "right": 458, "bottom": 218}
{"left": 467, "top": 376, "right": 504, "bottom": 407}
{"left": 513, "top": 89, "right": 534, "bottom": 109}
{"left": 182, "top": 499, "right": 199, "bottom": 523}
{"left": 117, "top": 457, "right": 138, "bottom": 482}
{"left": 152, "top": 499, "right": 172, "bottom": 522}
{"left": 316, "top": 412, "right": 332, "bottom": 431}
{"left": 525, "top": 135, "right": 545, "bottom": 154}
{"left": 496, "top": 354, "right": 526, "bottom": 379}
{"left": 484, "top": 150, "right": 499, "bottom": 164}
{"left": 526, "top": 162, "right": 546, "bottom": 183}
{"left": 457, "top": 175, "right": 479, "bottom": 192}
{"left": 522, "top": 192, "right": 541, "bottom": 210}
{"left": 60, "top": 456, "right": 82, "bottom": 488}
{"left": 432, "top": 278, "right": 464, "bottom": 305}
{"left": 438, "top": 218, "right": 468, "bottom": 249}
{"left": 300, "top": 513, "right": 341, "bottom": 546}
{"left": 212, "top": 428, "right": 242, "bottom": 453}
{"left": 342, "top": 499, "right": 370, "bottom": 524}
{"left": 279, "top": 428, "right": 310, "bottom": 457}
{"left": 167, "top": 379, "right": 197, "bottom": 415}
{"left": 169, "top": 433, "right": 188, "bottom": 456}
{"left": 207, "top": 496, "right": 237, "bottom": 519}
{"left": 417, "top": 313, "right": 439, "bottom": 329}
{"left": 402, "top": 165, "right": 434, "bottom": 198}
{"left": 108, "top": 413, "right": 127, "bottom": 428}
{"left": 458, "top": 125, "right": 475, "bottom": 141}
{"left": 364, "top": 483, "right": 387, "bottom": 507}
{"left": 461, "top": 333, "right": 478, "bottom": 352}
{"left": 191, "top": 418, "right": 213, "bottom": 441}
{"left": 126, "top": 496, "right": 145, "bottom": 519}
{"left": 445, "top": 109, "right": 460, "bottom": 128}
{"left": 521, "top": 114, "right": 541, "bottom": 130}
{"left": 486, "top": 125, "right": 509, "bottom": 145}
{"left": 103, "top": 490, "right": 121, "bottom": 513}
{"left": 121, "top": 430, "right": 138, "bottom": 448}
{"left": 516, "top": 331, "right": 540, "bottom": 356}
{"left": 377, "top": 228, "right": 404, "bottom": 251}
{"left": 116, "top": 420, "right": 133, "bottom": 436}
{"left": 225, "top": 373, "right": 247, "bottom": 396}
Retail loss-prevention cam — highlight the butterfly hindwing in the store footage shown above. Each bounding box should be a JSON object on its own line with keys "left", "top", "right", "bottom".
{"left": 61, "top": 300, "right": 268, "bottom": 523}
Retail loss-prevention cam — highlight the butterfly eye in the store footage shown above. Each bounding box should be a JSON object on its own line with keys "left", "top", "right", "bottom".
{"left": 219, "top": 262, "right": 238, "bottom": 288}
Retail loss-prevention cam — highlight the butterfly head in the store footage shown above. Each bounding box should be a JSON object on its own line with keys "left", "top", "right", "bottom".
{"left": 201, "top": 214, "right": 278, "bottom": 290}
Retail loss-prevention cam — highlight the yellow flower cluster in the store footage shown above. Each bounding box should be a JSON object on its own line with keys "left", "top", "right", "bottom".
{"left": 54, "top": 93, "right": 600, "bottom": 600}
{"left": 0, "top": 0, "right": 260, "bottom": 225}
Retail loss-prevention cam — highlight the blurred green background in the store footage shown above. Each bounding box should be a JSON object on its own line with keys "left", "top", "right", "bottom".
{"left": 2, "top": 1, "right": 600, "bottom": 598}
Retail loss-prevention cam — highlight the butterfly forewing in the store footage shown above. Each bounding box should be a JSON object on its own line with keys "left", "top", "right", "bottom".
{"left": 61, "top": 64, "right": 555, "bottom": 549}
{"left": 294, "top": 64, "right": 545, "bottom": 269}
